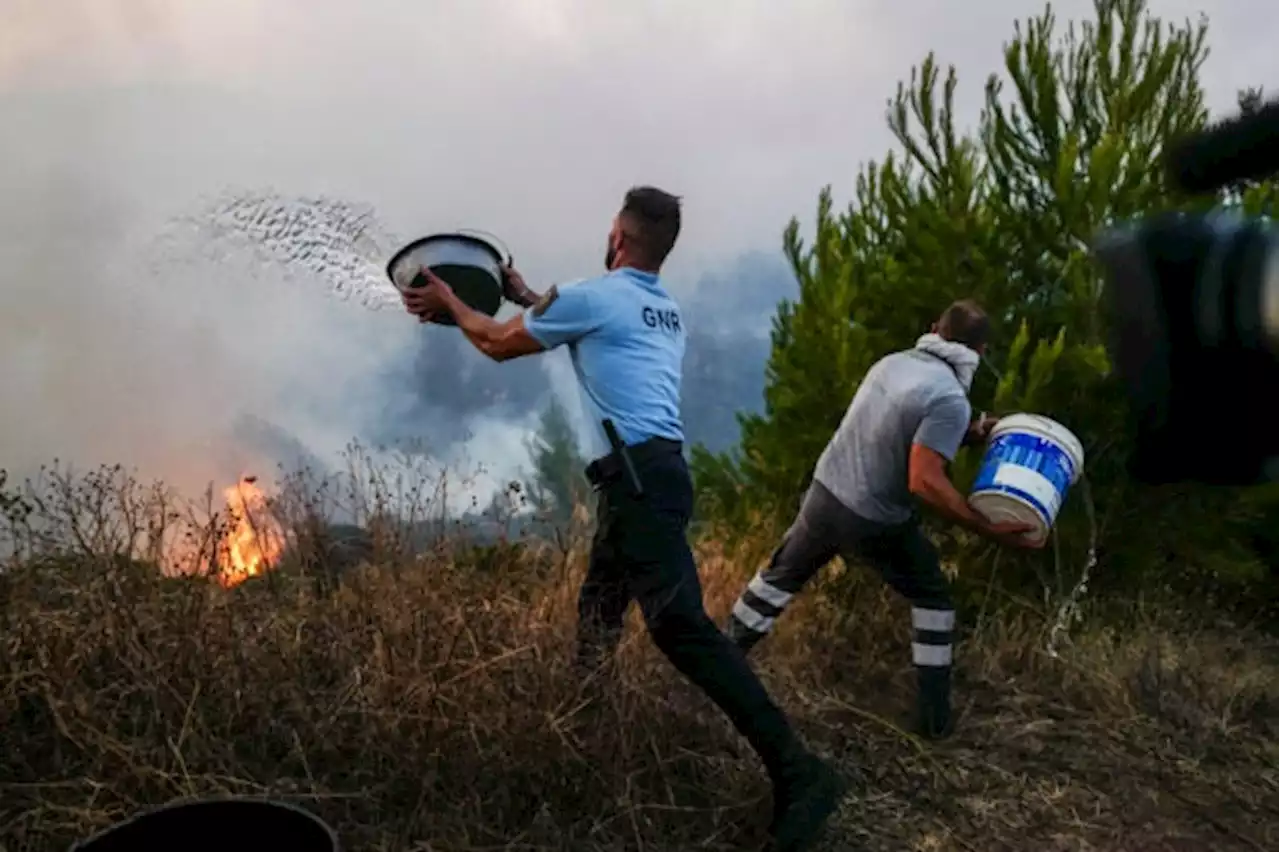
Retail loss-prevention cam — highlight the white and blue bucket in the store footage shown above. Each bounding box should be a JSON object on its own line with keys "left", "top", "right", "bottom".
{"left": 968, "top": 413, "right": 1085, "bottom": 546}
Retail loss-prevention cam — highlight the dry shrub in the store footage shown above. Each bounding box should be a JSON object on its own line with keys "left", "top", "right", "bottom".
{"left": 0, "top": 463, "right": 1275, "bottom": 851}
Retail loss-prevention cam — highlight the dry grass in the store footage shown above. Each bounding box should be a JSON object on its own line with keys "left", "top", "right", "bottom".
{"left": 0, "top": 467, "right": 1276, "bottom": 851}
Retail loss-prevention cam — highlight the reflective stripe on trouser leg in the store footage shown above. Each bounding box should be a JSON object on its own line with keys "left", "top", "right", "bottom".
{"left": 728, "top": 532, "right": 812, "bottom": 643}
{"left": 730, "top": 572, "right": 794, "bottom": 633}
{"left": 727, "top": 484, "right": 841, "bottom": 647}
{"left": 910, "top": 606, "right": 954, "bottom": 667}
{"left": 912, "top": 606, "right": 955, "bottom": 736}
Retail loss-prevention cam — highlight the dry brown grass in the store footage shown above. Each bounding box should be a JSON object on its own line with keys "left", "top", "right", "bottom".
{"left": 0, "top": 466, "right": 1276, "bottom": 851}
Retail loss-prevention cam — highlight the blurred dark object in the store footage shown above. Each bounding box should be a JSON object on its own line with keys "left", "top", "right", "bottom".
{"left": 70, "top": 798, "right": 339, "bottom": 852}
{"left": 1094, "top": 96, "right": 1278, "bottom": 487}
{"left": 1164, "top": 99, "right": 1279, "bottom": 195}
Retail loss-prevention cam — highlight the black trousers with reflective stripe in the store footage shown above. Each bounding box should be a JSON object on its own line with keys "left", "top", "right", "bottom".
{"left": 577, "top": 446, "right": 800, "bottom": 779}
{"left": 728, "top": 480, "right": 954, "bottom": 669}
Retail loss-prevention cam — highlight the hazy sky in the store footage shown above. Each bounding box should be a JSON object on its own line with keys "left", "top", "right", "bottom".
{"left": 1, "top": 0, "right": 1275, "bottom": 500}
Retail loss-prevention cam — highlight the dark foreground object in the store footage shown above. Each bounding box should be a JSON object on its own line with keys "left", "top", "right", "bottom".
{"left": 70, "top": 798, "right": 339, "bottom": 852}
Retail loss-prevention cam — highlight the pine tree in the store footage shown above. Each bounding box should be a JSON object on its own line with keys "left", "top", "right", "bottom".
{"left": 525, "top": 396, "right": 590, "bottom": 527}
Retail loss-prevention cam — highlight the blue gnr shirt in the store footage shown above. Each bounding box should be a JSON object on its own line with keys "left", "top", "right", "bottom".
{"left": 523, "top": 268, "right": 686, "bottom": 457}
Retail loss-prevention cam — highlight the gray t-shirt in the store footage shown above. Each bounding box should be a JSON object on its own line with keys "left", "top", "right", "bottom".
{"left": 813, "top": 349, "right": 971, "bottom": 524}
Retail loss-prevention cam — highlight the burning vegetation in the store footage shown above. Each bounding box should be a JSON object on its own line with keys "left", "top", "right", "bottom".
{"left": 215, "top": 475, "right": 285, "bottom": 588}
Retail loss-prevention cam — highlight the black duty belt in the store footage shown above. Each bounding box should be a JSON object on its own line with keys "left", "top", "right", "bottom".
{"left": 585, "top": 436, "right": 682, "bottom": 489}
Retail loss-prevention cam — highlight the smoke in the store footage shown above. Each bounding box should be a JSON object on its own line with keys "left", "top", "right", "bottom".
{"left": 0, "top": 99, "right": 535, "bottom": 505}
{"left": 0, "top": 85, "right": 792, "bottom": 509}
{"left": 3, "top": 0, "right": 1268, "bottom": 509}
{"left": 0, "top": 0, "right": 881, "bottom": 511}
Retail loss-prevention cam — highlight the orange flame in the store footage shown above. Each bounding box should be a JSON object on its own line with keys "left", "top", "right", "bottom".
{"left": 216, "top": 476, "right": 285, "bottom": 589}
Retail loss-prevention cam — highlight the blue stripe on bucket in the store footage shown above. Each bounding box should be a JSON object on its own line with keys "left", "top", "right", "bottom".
{"left": 971, "top": 431, "right": 1076, "bottom": 530}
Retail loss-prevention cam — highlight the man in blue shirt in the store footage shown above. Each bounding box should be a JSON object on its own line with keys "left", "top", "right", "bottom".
{"left": 402, "top": 187, "right": 843, "bottom": 850}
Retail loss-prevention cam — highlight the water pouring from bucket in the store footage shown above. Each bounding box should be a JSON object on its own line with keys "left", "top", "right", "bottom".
{"left": 164, "top": 189, "right": 406, "bottom": 311}
{"left": 967, "top": 413, "right": 1086, "bottom": 547}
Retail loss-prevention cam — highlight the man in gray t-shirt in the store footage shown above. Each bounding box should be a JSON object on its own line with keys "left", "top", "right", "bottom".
{"left": 725, "top": 299, "right": 1040, "bottom": 739}
{"left": 814, "top": 345, "right": 974, "bottom": 526}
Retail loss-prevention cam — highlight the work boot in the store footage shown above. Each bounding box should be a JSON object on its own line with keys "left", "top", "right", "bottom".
{"left": 768, "top": 751, "right": 846, "bottom": 851}
{"left": 573, "top": 627, "right": 622, "bottom": 681}
{"left": 724, "top": 618, "right": 766, "bottom": 657}
{"left": 914, "top": 665, "right": 954, "bottom": 740}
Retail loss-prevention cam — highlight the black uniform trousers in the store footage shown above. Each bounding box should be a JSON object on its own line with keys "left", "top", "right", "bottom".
{"left": 577, "top": 438, "right": 800, "bottom": 779}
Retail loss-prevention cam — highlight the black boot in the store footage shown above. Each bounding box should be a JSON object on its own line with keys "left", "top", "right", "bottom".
{"left": 914, "top": 665, "right": 954, "bottom": 740}
{"left": 724, "top": 617, "right": 766, "bottom": 656}
{"left": 767, "top": 750, "right": 846, "bottom": 851}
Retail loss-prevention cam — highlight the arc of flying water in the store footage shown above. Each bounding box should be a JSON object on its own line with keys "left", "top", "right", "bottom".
{"left": 152, "top": 187, "right": 409, "bottom": 312}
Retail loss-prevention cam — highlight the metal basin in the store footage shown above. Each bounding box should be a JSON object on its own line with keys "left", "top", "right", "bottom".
{"left": 386, "top": 230, "right": 510, "bottom": 326}
{"left": 70, "top": 798, "right": 339, "bottom": 852}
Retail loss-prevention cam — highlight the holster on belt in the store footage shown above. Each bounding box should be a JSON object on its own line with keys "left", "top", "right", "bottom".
{"left": 584, "top": 423, "right": 682, "bottom": 498}
{"left": 588, "top": 419, "right": 644, "bottom": 497}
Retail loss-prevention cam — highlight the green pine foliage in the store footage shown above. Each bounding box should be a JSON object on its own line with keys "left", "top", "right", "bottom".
{"left": 525, "top": 396, "right": 591, "bottom": 527}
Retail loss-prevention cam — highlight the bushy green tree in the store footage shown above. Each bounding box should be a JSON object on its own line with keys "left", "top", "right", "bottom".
{"left": 693, "top": 0, "right": 1276, "bottom": 615}
{"left": 1215, "top": 87, "right": 1279, "bottom": 213}
{"left": 525, "top": 396, "right": 590, "bottom": 527}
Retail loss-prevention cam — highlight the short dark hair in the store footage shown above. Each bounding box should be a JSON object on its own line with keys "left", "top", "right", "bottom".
{"left": 936, "top": 299, "right": 991, "bottom": 347}
{"left": 619, "top": 186, "right": 682, "bottom": 268}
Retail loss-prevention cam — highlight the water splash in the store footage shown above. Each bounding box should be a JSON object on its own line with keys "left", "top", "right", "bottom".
{"left": 159, "top": 189, "right": 405, "bottom": 311}
{"left": 1045, "top": 472, "right": 1098, "bottom": 659}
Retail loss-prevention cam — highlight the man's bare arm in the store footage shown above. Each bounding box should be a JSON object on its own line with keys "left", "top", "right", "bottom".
{"left": 435, "top": 286, "right": 544, "bottom": 362}
{"left": 907, "top": 443, "right": 1041, "bottom": 547}
{"left": 907, "top": 443, "right": 993, "bottom": 532}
